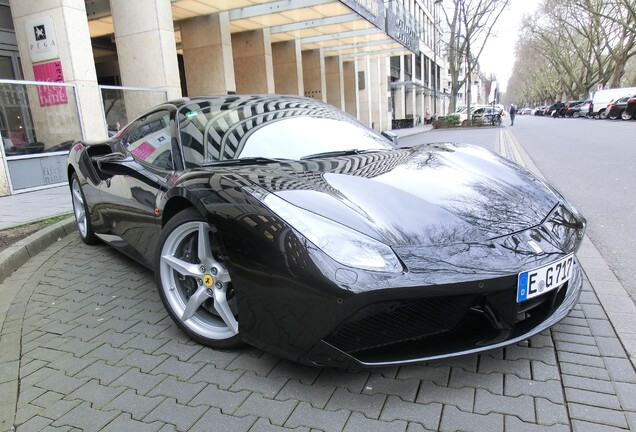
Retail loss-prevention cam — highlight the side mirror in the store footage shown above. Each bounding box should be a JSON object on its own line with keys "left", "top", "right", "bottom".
{"left": 381, "top": 130, "right": 399, "bottom": 146}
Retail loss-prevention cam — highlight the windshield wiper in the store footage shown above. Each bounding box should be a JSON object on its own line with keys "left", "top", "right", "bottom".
{"left": 202, "top": 157, "right": 293, "bottom": 167}
{"left": 300, "top": 149, "right": 388, "bottom": 160}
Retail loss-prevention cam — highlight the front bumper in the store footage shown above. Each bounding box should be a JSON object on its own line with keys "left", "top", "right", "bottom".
{"left": 302, "top": 260, "right": 582, "bottom": 367}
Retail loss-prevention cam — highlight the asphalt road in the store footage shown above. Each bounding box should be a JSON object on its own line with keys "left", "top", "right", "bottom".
{"left": 503, "top": 115, "right": 636, "bottom": 303}
{"left": 400, "top": 117, "right": 636, "bottom": 304}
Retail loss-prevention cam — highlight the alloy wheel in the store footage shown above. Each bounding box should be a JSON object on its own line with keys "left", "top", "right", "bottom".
{"left": 71, "top": 178, "right": 88, "bottom": 238}
{"left": 159, "top": 221, "right": 238, "bottom": 341}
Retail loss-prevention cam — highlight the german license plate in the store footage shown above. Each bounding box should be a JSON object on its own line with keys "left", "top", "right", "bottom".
{"left": 517, "top": 254, "right": 574, "bottom": 302}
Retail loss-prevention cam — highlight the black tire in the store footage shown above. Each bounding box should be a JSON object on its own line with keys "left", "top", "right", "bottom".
{"left": 155, "top": 208, "right": 242, "bottom": 348}
{"left": 573, "top": 111, "right": 580, "bottom": 118}
{"left": 70, "top": 173, "right": 97, "bottom": 244}
{"left": 599, "top": 109, "right": 607, "bottom": 119}
{"left": 622, "top": 111, "right": 633, "bottom": 121}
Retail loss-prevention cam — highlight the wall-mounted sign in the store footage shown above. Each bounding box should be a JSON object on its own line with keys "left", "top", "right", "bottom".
{"left": 340, "top": 0, "right": 385, "bottom": 31}
{"left": 7, "top": 154, "right": 67, "bottom": 191}
{"left": 387, "top": 9, "right": 419, "bottom": 54}
{"left": 25, "top": 15, "right": 59, "bottom": 63}
{"left": 33, "top": 61, "right": 68, "bottom": 107}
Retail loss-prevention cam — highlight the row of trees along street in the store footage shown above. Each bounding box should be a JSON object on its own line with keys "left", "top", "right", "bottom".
{"left": 506, "top": 0, "right": 636, "bottom": 105}
{"left": 441, "top": 0, "right": 510, "bottom": 117}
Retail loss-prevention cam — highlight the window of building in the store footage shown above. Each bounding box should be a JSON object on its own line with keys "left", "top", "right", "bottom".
{"left": 390, "top": 56, "right": 400, "bottom": 81}
{"left": 403, "top": 55, "right": 412, "bottom": 80}
{"left": 0, "top": 5, "right": 14, "bottom": 31}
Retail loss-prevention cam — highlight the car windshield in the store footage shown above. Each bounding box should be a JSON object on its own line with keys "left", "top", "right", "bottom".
{"left": 177, "top": 98, "right": 392, "bottom": 166}
{"left": 239, "top": 117, "right": 391, "bottom": 160}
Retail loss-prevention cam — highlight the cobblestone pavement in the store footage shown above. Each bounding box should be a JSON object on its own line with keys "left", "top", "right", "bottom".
{"left": 1, "top": 129, "right": 635, "bottom": 431}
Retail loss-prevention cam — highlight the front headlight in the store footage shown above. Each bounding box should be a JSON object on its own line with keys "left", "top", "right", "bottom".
{"left": 263, "top": 193, "right": 403, "bottom": 273}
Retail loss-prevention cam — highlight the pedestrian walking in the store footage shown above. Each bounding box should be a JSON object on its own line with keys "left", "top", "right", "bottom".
{"left": 424, "top": 109, "right": 432, "bottom": 124}
{"left": 509, "top": 104, "right": 517, "bottom": 126}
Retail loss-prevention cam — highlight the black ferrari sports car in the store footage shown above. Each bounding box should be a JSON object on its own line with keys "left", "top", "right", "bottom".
{"left": 68, "top": 95, "right": 585, "bottom": 368}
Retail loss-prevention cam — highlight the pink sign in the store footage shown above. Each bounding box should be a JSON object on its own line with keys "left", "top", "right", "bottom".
{"left": 32, "top": 60, "right": 68, "bottom": 107}
{"left": 130, "top": 142, "right": 155, "bottom": 160}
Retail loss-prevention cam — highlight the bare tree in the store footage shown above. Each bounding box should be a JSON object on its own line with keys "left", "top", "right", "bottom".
{"left": 507, "top": 0, "right": 636, "bottom": 105}
{"left": 574, "top": 0, "right": 636, "bottom": 87}
{"left": 506, "top": 35, "right": 563, "bottom": 105}
{"left": 441, "top": 0, "right": 510, "bottom": 119}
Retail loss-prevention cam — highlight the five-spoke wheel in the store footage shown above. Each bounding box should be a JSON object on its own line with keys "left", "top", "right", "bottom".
{"left": 156, "top": 208, "right": 241, "bottom": 347}
{"left": 70, "top": 173, "right": 97, "bottom": 244}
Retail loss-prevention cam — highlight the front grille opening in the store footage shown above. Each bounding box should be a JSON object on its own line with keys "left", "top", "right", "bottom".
{"left": 325, "top": 282, "right": 570, "bottom": 364}
{"left": 325, "top": 295, "right": 477, "bottom": 354}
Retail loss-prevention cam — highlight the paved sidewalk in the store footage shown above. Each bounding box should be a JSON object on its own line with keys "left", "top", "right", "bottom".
{"left": 0, "top": 186, "right": 72, "bottom": 231}
{"left": 0, "top": 127, "right": 635, "bottom": 432}
{"left": 392, "top": 124, "right": 433, "bottom": 138}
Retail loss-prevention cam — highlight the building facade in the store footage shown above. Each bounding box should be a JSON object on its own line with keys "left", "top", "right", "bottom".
{"left": 0, "top": 0, "right": 445, "bottom": 196}
{"left": 388, "top": 0, "right": 446, "bottom": 123}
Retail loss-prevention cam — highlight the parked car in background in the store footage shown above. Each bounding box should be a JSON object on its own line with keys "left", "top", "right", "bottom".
{"left": 520, "top": 108, "right": 533, "bottom": 115}
{"left": 471, "top": 107, "right": 502, "bottom": 126}
{"left": 545, "top": 102, "right": 565, "bottom": 117}
{"left": 451, "top": 105, "right": 492, "bottom": 126}
{"left": 560, "top": 100, "right": 583, "bottom": 117}
{"left": 534, "top": 106, "right": 547, "bottom": 116}
{"left": 590, "top": 87, "right": 636, "bottom": 119}
{"left": 606, "top": 95, "right": 636, "bottom": 120}
{"left": 623, "top": 96, "right": 636, "bottom": 120}
{"left": 579, "top": 100, "right": 593, "bottom": 118}
{"left": 565, "top": 100, "right": 591, "bottom": 118}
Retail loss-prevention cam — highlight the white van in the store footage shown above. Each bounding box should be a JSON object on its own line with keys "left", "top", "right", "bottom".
{"left": 590, "top": 87, "right": 636, "bottom": 118}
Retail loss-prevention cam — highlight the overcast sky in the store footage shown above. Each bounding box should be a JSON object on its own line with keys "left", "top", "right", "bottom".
{"left": 477, "top": 1, "right": 539, "bottom": 93}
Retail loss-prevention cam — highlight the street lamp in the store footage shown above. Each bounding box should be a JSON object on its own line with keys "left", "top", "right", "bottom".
{"left": 433, "top": 0, "right": 443, "bottom": 118}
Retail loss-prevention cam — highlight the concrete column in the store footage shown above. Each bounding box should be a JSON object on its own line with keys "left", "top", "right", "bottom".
{"left": 9, "top": 0, "right": 106, "bottom": 140}
{"left": 111, "top": 0, "right": 181, "bottom": 120}
{"left": 232, "top": 29, "right": 275, "bottom": 94}
{"left": 406, "top": 88, "right": 415, "bottom": 118}
{"left": 416, "top": 90, "right": 424, "bottom": 124}
{"left": 325, "top": 56, "right": 344, "bottom": 109}
{"left": 302, "top": 49, "right": 326, "bottom": 102}
{"left": 369, "top": 57, "right": 383, "bottom": 131}
{"left": 416, "top": 54, "right": 424, "bottom": 123}
{"left": 378, "top": 56, "right": 391, "bottom": 131}
{"left": 405, "top": 55, "right": 416, "bottom": 122}
{"left": 272, "top": 40, "right": 303, "bottom": 95}
{"left": 181, "top": 13, "right": 235, "bottom": 96}
{"left": 356, "top": 58, "right": 372, "bottom": 126}
{"left": 343, "top": 61, "right": 358, "bottom": 118}
{"left": 394, "top": 55, "right": 405, "bottom": 119}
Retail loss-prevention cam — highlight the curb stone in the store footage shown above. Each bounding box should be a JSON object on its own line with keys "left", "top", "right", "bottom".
{"left": 0, "top": 217, "right": 75, "bottom": 285}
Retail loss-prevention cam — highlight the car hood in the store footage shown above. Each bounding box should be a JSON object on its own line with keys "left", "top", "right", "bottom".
{"left": 234, "top": 143, "right": 560, "bottom": 247}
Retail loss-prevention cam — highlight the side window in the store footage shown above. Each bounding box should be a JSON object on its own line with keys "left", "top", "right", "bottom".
{"left": 126, "top": 110, "right": 173, "bottom": 170}
{"left": 178, "top": 107, "right": 246, "bottom": 166}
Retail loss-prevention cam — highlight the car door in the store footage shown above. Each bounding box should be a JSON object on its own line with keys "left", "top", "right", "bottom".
{"left": 97, "top": 108, "right": 177, "bottom": 266}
